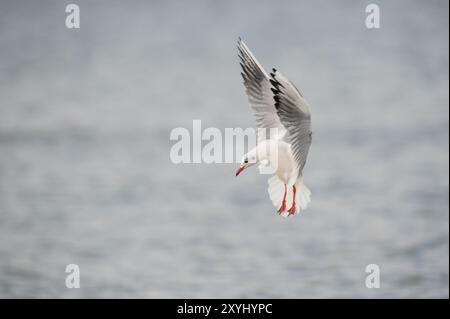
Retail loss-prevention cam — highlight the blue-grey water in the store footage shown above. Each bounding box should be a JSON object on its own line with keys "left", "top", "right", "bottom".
{"left": 0, "top": 0, "right": 448, "bottom": 298}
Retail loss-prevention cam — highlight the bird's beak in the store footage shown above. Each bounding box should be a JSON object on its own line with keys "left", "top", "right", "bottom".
{"left": 235, "top": 165, "right": 246, "bottom": 176}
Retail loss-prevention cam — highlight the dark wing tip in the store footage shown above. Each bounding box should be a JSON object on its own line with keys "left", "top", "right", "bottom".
{"left": 270, "top": 72, "right": 286, "bottom": 89}
{"left": 237, "top": 37, "right": 243, "bottom": 52}
{"left": 269, "top": 79, "right": 277, "bottom": 87}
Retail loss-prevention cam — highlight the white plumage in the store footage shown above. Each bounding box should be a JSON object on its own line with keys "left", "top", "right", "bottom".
{"left": 235, "top": 38, "right": 313, "bottom": 216}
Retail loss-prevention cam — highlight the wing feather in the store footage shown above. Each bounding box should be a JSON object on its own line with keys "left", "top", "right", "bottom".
{"left": 270, "top": 69, "right": 312, "bottom": 175}
{"left": 237, "top": 38, "right": 312, "bottom": 176}
{"left": 237, "top": 38, "right": 286, "bottom": 141}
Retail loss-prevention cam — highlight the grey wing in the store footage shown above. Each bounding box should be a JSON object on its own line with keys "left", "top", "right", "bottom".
{"left": 270, "top": 69, "right": 312, "bottom": 176}
{"left": 237, "top": 38, "right": 286, "bottom": 141}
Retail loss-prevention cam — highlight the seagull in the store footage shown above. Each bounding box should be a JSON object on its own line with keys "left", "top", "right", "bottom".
{"left": 235, "top": 38, "right": 312, "bottom": 217}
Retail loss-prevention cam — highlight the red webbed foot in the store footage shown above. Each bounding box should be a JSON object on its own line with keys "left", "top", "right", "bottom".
{"left": 287, "top": 204, "right": 296, "bottom": 216}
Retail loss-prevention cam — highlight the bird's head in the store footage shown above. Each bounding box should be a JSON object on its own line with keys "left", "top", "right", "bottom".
{"left": 235, "top": 148, "right": 258, "bottom": 176}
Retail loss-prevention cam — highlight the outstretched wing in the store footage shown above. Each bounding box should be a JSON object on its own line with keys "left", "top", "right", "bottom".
{"left": 237, "top": 38, "right": 286, "bottom": 141}
{"left": 270, "top": 69, "right": 312, "bottom": 175}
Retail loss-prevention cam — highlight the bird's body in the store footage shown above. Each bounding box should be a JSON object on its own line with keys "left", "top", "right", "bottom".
{"left": 235, "top": 38, "right": 312, "bottom": 217}
{"left": 250, "top": 139, "right": 297, "bottom": 184}
{"left": 272, "top": 141, "right": 297, "bottom": 185}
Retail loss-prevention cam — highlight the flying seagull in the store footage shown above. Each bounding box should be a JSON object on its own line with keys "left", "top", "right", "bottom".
{"left": 235, "top": 38, "right": 312, "bottom": 216}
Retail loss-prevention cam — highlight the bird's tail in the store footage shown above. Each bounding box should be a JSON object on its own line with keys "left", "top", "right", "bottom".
{"left": 296, "top": 178, "right": 311, "bottom": 212}
{"left": 267, "top": 176, "right": 311, "bottom": 217}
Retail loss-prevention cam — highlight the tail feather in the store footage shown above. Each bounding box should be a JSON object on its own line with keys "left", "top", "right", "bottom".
{"left": 267, "top": 176, "right": 311, "bottom": 216}
{"left": 268, "top": 176, "right": 284, "bottom": 215}
{"left": 297, "top": 179, "right": 311, "bottom": 211}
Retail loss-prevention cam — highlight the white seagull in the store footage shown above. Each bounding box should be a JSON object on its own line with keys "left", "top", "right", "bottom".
{"left": 235, "top": 38, "right": 312, "bottom": 216}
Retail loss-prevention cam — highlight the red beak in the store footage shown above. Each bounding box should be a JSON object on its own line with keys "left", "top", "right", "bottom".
{"left": 235, "top": 165, "right": 245, "bottom": 176}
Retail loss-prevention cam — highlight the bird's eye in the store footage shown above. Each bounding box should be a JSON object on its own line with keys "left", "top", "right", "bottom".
{"left": 244, "top": 159, "right": 248, "bottom": 163}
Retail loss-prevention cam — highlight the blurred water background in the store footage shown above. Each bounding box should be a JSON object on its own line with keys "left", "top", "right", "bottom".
{"left": 0, "top": 0, "right": 448, "bottom": 298}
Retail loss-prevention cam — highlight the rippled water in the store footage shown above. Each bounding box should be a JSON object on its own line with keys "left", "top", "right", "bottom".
{"left": 0, "top": 0, "right": 448, "bottom": 298}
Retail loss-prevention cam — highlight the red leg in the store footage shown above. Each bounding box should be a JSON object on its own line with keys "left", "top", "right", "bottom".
{"left": 288, "top": 185, "right": 297, "bottom": 215}
{"left": 278, "top": 184, "right": 287, "bottom": 214}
